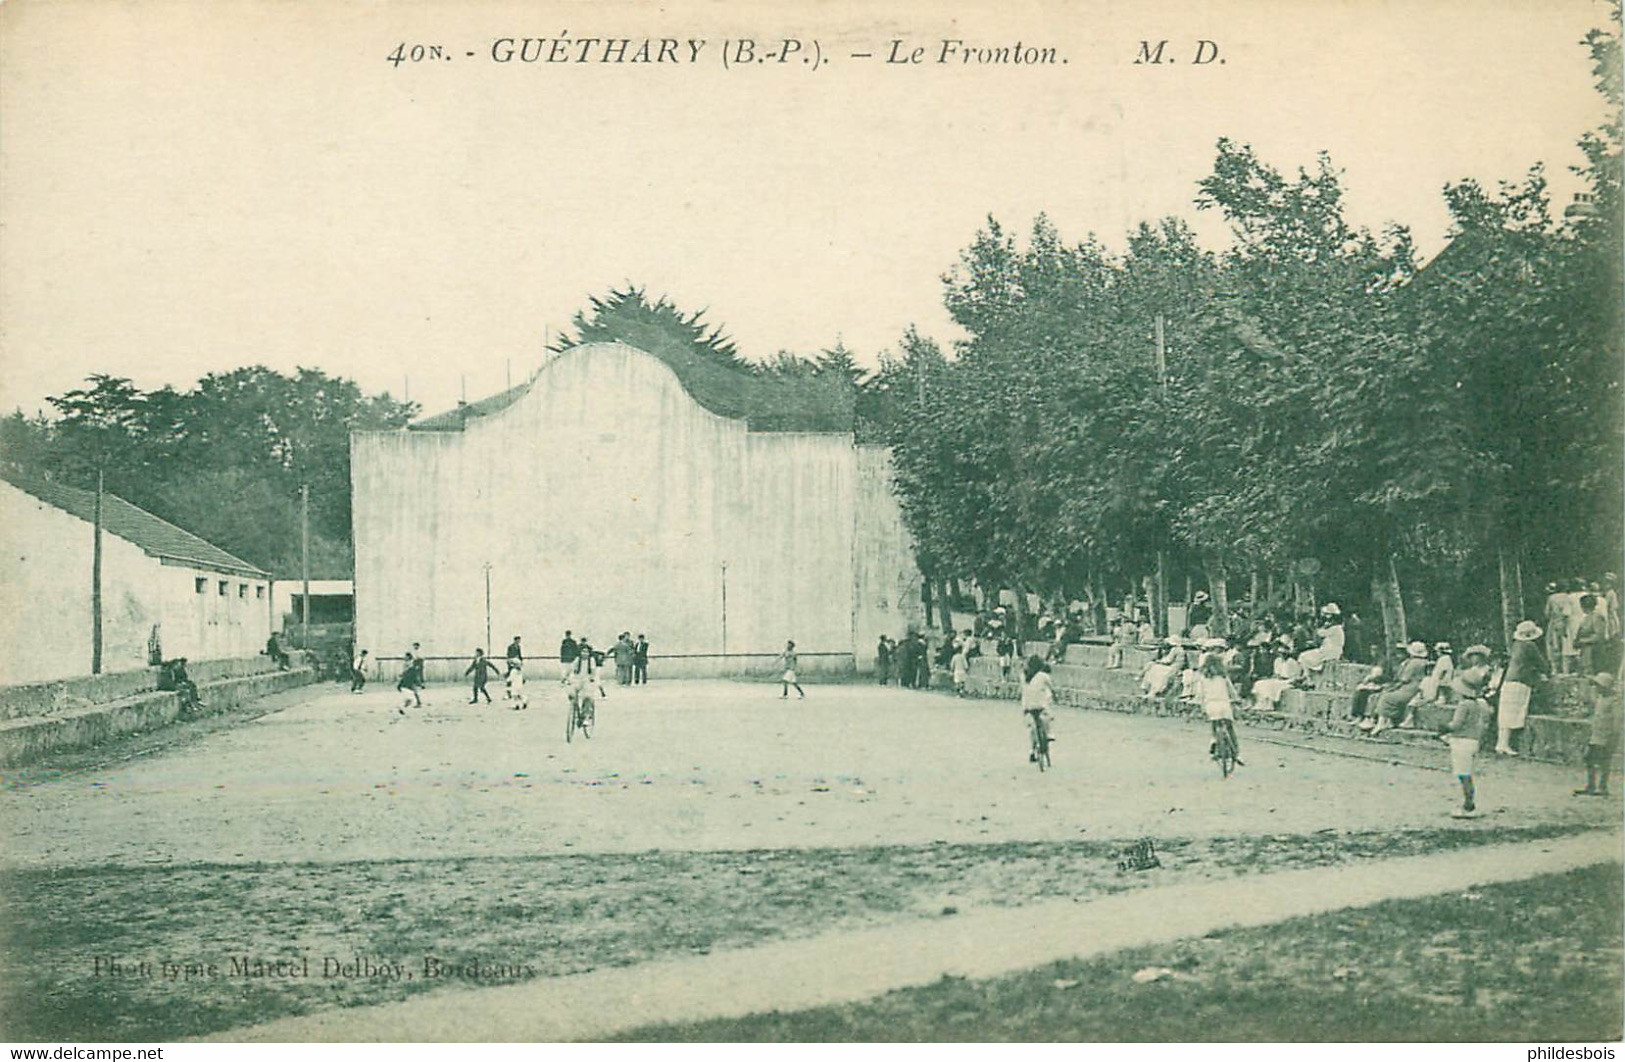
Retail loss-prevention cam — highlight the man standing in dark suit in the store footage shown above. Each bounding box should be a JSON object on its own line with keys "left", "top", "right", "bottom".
{"left": 633, "top": 634, "right": 650, "bottom": 684}
{"left": 559, "top": 630, "right": 578, "bottom": 682}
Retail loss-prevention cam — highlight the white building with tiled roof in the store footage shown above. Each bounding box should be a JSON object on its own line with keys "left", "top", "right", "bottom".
{"left": 0, "top": 474, "right": 274, "bottom": 685}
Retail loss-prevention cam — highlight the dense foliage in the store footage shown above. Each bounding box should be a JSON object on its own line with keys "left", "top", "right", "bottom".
{"left": 869, "top": 16, "right": 1622, "bottom": 647}
{"left": 0, "top": 369, "right": 417, "bottom": 575}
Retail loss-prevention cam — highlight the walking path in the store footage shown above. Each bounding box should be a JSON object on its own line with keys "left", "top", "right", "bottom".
{"left": 212, "top": 828, "right": 1622, "bottom": 1042}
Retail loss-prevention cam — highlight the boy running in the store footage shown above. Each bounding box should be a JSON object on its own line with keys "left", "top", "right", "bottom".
{"left": 779, "top": 641, "right": 805, "bottom": 699}
{"left": 465, "top": 648, "right": 502, "bottom": 704}
{"left": 397, "top": 645, "right": 425, "bottom": 713}
{"left": 350, "top": 649, "right": 368, "bottom": 693}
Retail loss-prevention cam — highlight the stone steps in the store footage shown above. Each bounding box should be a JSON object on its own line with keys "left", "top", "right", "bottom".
{"left": 959, "top": 658, "right": 1595, "bottom": 766}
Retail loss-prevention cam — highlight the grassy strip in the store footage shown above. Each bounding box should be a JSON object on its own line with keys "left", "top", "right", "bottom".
{"left": 616, "top": 863, "right": 1624, "bottom": 1042}
{"left": 0, "top": 824, "right": 1593, "bottom": 1041}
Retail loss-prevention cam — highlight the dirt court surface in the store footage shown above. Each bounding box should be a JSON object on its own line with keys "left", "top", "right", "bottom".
{"left": 2, "top": 679, "right": 1616, "bottom": 871}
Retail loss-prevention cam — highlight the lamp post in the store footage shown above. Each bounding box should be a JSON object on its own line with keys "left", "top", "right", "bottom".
{"left": 483, "top": 562, "right": 493, "bottom": 653}
{"left": 300, "top": 484, "right": 310, "bottom": 651}
{"left": 92, "top": 465, "right": 104, "bottom": 674}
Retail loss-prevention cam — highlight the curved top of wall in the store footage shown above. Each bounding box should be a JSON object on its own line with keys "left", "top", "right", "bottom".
{"left": 410, "top": 338, "right": 856, "bottom": 435}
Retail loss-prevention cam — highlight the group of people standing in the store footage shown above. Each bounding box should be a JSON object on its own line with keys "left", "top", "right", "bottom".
{"left": 1543, "top": 576, "right": 1620, "bottom": 675}
{"left": 346, "top": 629, "right": 655, "bottom": 716}
{"left": 551, "top": 630, "right": 652, "bottom": 693}
{"left": 874, "top": 628, "right": 1019, "bottom": 692}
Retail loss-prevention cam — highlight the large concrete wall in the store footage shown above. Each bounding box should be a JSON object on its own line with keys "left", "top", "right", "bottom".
{"left": 0, "top": 482, "right": 271, "bottom": 686}
{"left": 352, "top": 343, "right": 923, "bottom": 671}
{"left": 853, "top": 445, "right": 926, "bottom": 670}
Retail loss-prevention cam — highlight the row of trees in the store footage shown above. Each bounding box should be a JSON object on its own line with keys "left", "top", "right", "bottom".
{"left": 859, "top": 19, "right": 1622, "bottom": 650}
{"left": 0, "top": 369, "right": 417, "bottom": 575}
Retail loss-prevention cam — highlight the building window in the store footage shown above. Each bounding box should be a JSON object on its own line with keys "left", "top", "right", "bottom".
{"left": 195, "top": 577, "right": 206, "bottom": 594}
{"left": 218, "top": 580, "right": 228, "bottom": 596}
{"left": 256, "top": 585, "right": 265, "bottom": 599}
{"left": 238, "top": 583, "right": 247, "bottom": 598}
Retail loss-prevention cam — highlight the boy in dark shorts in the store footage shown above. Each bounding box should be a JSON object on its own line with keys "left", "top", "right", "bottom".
{"left": 1576, "top": 672, "right": 1621, "bottom": 797}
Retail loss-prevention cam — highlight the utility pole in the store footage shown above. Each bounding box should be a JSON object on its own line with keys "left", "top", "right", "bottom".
{"left": 483, "top": 562, "right": 493, "bottom": 653}
{"left": 720, "top": 562, "right": 729, "bottom": 660}
{"left": 1154, "top": 314, "right": 1168, "bottom": 636}
{"left": 92, "top": 465, "right": 104, "bottom": 674}
{"left": 300, "top": 484, "right": 310, "bottom": 651}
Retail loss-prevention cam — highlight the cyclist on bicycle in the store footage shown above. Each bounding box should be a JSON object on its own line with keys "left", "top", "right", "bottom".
{"left": 1199, "top": 652, "right": 1243, "bottom": 767}
{"left": 1022, "top": 655, "right": 1056, "bottom": 762}
{"left": 564, "top": 635, "right": 606, "bottom": 720}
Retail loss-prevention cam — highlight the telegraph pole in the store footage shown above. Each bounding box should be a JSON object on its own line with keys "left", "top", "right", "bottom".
{"left": 300, "top": 484, "right": 310, "bottom": 650}
{"left": 1154, "top": 314, "right": 1168, "bottom": 637}
{"left": 720, "top": 562, "right": 729, "bottom": 660}
{"left": 92, "top": 466, "right": 104, "bottom": 674}
{"left": 483, "top": 562, "right": 493, "bottom": 652}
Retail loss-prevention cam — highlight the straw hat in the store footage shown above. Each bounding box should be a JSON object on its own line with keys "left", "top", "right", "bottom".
{"left": 1406, "top": 641, "right": 1429, "bottom": 659}
{"left": 1512, "top": 620, "right": 1543, "bottom": 642}
{"left": 1462, "top": 644, "right": 1492, "bottom": 660}
{"left": 1319, "top": 602, "right": 1341, "bottom": 617}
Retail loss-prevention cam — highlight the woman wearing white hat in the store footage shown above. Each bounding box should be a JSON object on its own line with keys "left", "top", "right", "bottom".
{"left": 1366, "top": 641, "right": 1430, "bottom": 735}
{"left": 1298, "top": 602, "right": 1346, "bottom": 684}
{"left": 1496, "top": 619, "right": 1548, "bottom": 755}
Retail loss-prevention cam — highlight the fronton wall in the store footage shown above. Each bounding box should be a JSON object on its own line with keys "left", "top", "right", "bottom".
{"left": 353, "top": 344, "right": 922, "bottom": 674}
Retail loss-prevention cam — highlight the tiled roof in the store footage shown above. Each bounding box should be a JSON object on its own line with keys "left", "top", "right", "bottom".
{"left": 410, "top": 381, "right": 533, "bottom": 432}
{"left": 2, "top": 473, "right": 269, "bottom": 578}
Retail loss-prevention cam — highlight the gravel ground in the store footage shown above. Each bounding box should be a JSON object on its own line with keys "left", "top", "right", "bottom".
{"left": 2, "top": 680, "right": 1615, "bottom": 871}
{"left": 0, "top": 679, "right": 1616, "bottom": 1041}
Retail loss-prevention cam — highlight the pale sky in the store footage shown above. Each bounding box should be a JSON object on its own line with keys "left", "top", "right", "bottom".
{"left": 0, "top": 0, "right": 1613, "bottom": 418}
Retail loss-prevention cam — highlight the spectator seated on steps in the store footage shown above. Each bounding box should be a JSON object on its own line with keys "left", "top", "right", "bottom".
{"left": 1141, "top": 638, "right": 1183, "bottom": 697}
{"left": 1348, "top": 663, "right": 1388, "bottom": 721}
{"left": 1297, "top": 603, "right": 1346, "bottom": 685}
{"left": 263, "top": 633, "right": 291, "bottom": 671}
{"left": 158, "top": 657, "right": 204, "bottom": 715}
{"left": 1415, "top": 642, "right": 1455, "bottom": 713}
{"left": 1250, "top": 638, "right": 1305, "bottom": 711}
{"left": 1363, "top": 641, "right": 1431, "bottom": 735}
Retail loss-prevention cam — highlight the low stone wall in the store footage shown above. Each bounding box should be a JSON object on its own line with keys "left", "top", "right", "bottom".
{"left": 0, "top": 667, "right": 314, "bottom": 768}
{"left": 0, "top": 655, "right": 293, "bottom": 723}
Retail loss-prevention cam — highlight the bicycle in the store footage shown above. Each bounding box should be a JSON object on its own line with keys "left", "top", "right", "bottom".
{"left": 565, "top": 686, "right": 596, "bottom": 742}
{"left": 1211, "top": 719, "right": 1238, "bottom": 778}
{"left": 1026, "top": 708, "right": 1052, "bottom": 771}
